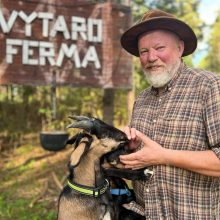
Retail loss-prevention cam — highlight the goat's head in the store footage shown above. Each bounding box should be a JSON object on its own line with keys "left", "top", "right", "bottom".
{"left": 67, "top": 116, "right": 129, "bottom": 168}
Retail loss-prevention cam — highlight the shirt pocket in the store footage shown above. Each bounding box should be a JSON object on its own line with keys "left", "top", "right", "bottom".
{"left": 156, "top": 112, "right": 205, "bottom": 151}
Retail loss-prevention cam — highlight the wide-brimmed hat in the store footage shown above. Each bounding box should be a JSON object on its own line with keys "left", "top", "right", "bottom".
{"left": 121, "top": 9, "right": 197, "bottom": 57}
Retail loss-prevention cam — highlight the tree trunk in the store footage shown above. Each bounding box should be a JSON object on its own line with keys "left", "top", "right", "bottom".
{"left": 127, "top": 88, "right": 135, "bottom": 123}
{"left": 103, "top": 88, "right": 115, "bottom": 125}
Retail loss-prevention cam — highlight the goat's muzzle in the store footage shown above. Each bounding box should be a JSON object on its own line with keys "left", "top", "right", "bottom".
{"left": 102, "top": 141, "right": 131, "bottom": 169}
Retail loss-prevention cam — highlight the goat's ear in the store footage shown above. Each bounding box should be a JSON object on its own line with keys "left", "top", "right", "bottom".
{"left": 69, "top": 137, "right": 92, "bottom": 167}
{"left": 66, "top": 133, "right": 88, "bottom": 147}
{"left": 66, "top": 134, "right": 79, "bottom": 146}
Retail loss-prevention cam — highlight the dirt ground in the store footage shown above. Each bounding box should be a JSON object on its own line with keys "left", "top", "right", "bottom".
{"left": 0, "top": 139, "right": 74, "bottom": 219}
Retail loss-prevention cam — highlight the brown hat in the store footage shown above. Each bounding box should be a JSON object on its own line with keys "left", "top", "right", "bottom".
{"left": 121, "top": 9, "right": 197, "bottom": 57}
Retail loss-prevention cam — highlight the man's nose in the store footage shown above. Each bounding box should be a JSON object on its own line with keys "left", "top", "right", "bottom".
{"left": 148, "top": 49, "right": 157, "bottom": 62}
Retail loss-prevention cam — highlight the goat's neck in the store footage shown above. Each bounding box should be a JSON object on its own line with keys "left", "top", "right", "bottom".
{"left": 72, "top": 156, "right": 103, "bottom": 187}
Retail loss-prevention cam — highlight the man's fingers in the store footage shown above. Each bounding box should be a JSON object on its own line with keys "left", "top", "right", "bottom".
{"left": 130, "top": 128, "right": 137, "bottom": 139}
{"left": 120, "top": 152, "right": 138, "bottom": 162}
{"left": 123, "top": 127, "right": 138, "bottom": 140}
{"left": 123, "top": 126, "right": 131, "bottom": 139}
{"left": 125, "top": 160, "right": 146, "bottom": 170}
{"left": 120, "top": 159, "right": 140, "bottom": 168}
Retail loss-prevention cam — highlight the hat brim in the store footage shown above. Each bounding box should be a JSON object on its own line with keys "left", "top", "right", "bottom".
{"left": 120, "top": 17, "right": 197, "bottom": 57}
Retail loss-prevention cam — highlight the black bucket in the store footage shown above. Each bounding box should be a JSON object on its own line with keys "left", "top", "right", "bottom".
{"left": 40, "top": 131, "right": 69, "bottom": 151}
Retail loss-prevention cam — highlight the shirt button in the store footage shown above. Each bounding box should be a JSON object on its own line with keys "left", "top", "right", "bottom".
{"left": 159, "top": 98, "right": 162, "bottom": 102}
{"left": 146, "top": 188, "right": 150, "bottom": 192}
{"left": 153, "top": 119, "right": 157, "bottom": 123}
{"left": 168, "top": 87, "right": 172, "bottom": 91}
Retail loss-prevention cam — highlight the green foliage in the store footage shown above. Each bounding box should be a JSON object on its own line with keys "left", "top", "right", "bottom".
{"left": 0, "top": 85, "right": 130, "bottom": 150}
{"left": 0, "top": 144, "right": 59, "bottom": 220}
{"left": 133, "top": 58, "right": 150, "bottom": 95}
{"left": 176, "top": 0, "right": 203, "bottom": 40}
{"left": 182, "top": 55, "right": 194, "bottom": 67}
{"left": 0, "top": 194, "right": 56, "bottom": 220}
{"left": 114, "top": 89, "right": 130, "bottom": 126}
{"left": 59, "top": 87, "right": 103, "bottom": 118}
{"left": 199, "top": 10, "right": 220, "bottom": 73}
{"left": 131, "top": 0, "right": 149, "bottom": 21}
{"left": 140, "top": 0, "right": 203, "bottom": 39}
{"left": 0, "top": 99, "right": 41, "bottom": 133}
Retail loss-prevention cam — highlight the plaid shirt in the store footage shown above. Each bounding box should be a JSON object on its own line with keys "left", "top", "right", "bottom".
{"left": 127, "top": 62, "right": 220, "bottom": 219}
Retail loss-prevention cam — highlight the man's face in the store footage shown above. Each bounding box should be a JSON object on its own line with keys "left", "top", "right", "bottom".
{"left": 138, "top": 30, "right": 184, "bottom": 88}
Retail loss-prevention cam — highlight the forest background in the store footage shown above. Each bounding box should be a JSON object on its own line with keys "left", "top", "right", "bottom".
{"left": 0, "top": 0, "right": 220, "bottom": 150}
{"left": 0, "top": 0, "right": 220, "bottom": 219}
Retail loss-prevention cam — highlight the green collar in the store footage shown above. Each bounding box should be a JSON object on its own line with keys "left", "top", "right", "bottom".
{"left": 67, "top": 179, "right": 109, "bottom": 197}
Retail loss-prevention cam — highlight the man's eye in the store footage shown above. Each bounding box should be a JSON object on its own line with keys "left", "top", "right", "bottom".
{"left": 156, "top": 46, "right": 165, "bottom": 51}
{"left": 140, "top": 50, "right": 148, "bottom": 54}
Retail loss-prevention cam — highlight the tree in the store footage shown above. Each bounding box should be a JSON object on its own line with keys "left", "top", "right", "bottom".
{"left": 199, "top": 10, "right": 220, "bottom": 73}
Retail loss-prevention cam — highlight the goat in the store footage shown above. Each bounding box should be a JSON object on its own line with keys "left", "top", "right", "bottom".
{"left": 57, "top": 116, "right": 149, "bottom": 220}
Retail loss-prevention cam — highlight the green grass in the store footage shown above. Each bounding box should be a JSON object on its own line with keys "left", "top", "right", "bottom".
{"left": 0, "top": 194, "right": 56, "bottom": 220}
{"left": 0, "top": 144, "right": 68, "bottom": 220}
{"left": 16, "top": 144, "right": 34, "bottom": 154}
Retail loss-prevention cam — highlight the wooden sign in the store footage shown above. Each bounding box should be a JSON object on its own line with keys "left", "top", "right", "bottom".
{"left": 0, "top": 0, "right": 132, "bottom": 88}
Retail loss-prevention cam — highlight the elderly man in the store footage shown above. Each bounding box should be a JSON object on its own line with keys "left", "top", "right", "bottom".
{"left": 119, "top": 9, "right": 220, "bottom": 219}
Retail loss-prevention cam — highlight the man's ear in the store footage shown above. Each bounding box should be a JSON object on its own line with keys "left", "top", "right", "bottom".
{"left": 178, "top": 40, "right": 185, "bottom": 57}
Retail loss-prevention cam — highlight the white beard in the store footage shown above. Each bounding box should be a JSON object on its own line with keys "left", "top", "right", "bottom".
{"left": 143, "top": 60, "right": 181, "bottom": 88}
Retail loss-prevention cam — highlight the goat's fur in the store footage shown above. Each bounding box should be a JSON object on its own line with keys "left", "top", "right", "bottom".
{"left": 58, "top": 134, "right": 117, "bottom": 219}
{"left": 57, "top": 116, "right": 147, "bottom": 220}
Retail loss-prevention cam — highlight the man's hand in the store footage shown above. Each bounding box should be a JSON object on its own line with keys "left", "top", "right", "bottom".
{"left": 123, "top": 126, "right": 141, "bottom": 150}
{"left": 120, "top": 129, "right": 165, "bottom": 169}
{"left": 121, "top": 129, "right": 220, "bottom": 176}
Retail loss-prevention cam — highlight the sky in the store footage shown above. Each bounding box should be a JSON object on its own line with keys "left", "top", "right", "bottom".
{"left": 199, "top": 0, "right": 220, "bottom": 25}
{"left": 193, "top": 0, "right": 220, "bottom": 65}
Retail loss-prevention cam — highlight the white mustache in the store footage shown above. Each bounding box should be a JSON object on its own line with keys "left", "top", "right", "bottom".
{"left": 144, "top": 64, "right": 164, "bottom": 69}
